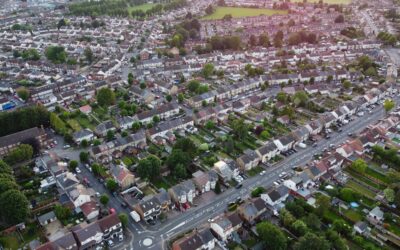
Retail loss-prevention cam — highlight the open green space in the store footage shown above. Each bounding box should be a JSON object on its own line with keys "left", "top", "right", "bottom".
{"left": 291, "top": 0, "right": 351, "bottom": 3}
{"left": 128, "top": 3, "right": 156, "bottom": 12}
{"left": 202, "top": 7, "right": 288, "bottom": 20}
{"left": 345, "top": 180, "right": 376, "bottom": 199}
{"left": 67, "top": 119, "right": 82, "bottom": 132}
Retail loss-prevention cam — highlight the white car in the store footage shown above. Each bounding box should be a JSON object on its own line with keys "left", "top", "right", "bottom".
{"left": 260, "top": 170, "right": 266, "bottom": 176}
{"left": 75, "top": 167, "right": 81, "bottom": 174}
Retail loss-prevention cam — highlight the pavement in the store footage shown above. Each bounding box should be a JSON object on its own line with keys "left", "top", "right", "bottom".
{"left": 48, "top": 95, "right": 399, "bottom": 250}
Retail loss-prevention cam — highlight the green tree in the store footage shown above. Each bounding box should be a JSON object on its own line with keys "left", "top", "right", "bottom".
{"left": 0, "top": 179, "right": 18, "bottom": 193}
{"left": 107, "top": 130, "right": 115, "bottom": 141}
{"left": 178, "top": 93, "right": 184, "bottom": 103}
{"left": 293, "top": 91, "right": 308, "bottom": 107}
{"left": 280, "top": 208, "right": 295, "bottom": 228}
{"left": 294, "top": 233, "right": 330, "bottom": 250}
{"left": 187, "top": 80, "right": 200, "bottom": 92}
{"left": 96, "top": 88, "right": 116, "bottom": 107}
{"left": 256, "top": 221, "right": 287, "bottom": 250}
{"left": 166, "top": 95, "right": 172, "bottom": 102}
{"left": 137, "top": 155, "right": 161, "bottom": 181}
{"left": 119, "top": 213, "right": 128, "bottom": 228}
{"left": 215, "top": 181, "right": 221, "bottom": 194}
{"left": 202, "top": 63, "right": 214, "bottom": 79}
{"left": 0, "top": 160, "right": 12, "bottom": 175}
{"left": 17, "top": 87, "right": 30, "bottom": 101}
{"left": 81, "top": 139, "right": 89, "bottom": 148}
{"left": 50, "top": 112, "right": 67, "bottom": 134}
{"left": 174, "top": 163, "right": 187, "bottom": 179}
{"left": 384, "top": 188, "right": 395, "bottom": 202}
{"left": 69, "top": 160, "right": 78, "bottom": 171}
{"left": 340, "top": 188, "right": 356, "bottom": 202}
{"left": 84, "top": 47, "right": 94, "bottom": 63}
{"left": 79, "top": 151, "right": 89, "bottom": 163}
{"left": 5, "top": 144, "right": 33, "bottom": 165}
{"left": 205, "top": 121, "right": 215, "bottom": 130}
{"left": 45, "top": 45, "right": 67, "bottom": 64}
{"left": 303, "top": 213, "right": 321, "bottom": 230}
{"left": 173, "top": 138, "right": 197, "bottom": 157}
{"left": 350, "top": 159, "right": 367, "bottom": 174}
{"left": 100, "top": 194, "right": 109, "bottom": 206}
{"left": 384, "top": 99, "right": 395, "bottom": 113}
{"left": 106, "top": 178, "right": 118, "bottom": 191}
{"left": 231, "top": 119, "right": 248, "bottom": 140}
{"left": 342, "top": 80, "right": 351, "bottom": 89}
{"left": 0, "top": 189, "right": 29, "bottom": 225}
{"left": 315, "top": 195, "right": 330, "bottom": 216}
{"left": 54, "top": 204, "right": 71, "bottom": 220}
{"left": 292, "top": 220, "right": 308, "bottom": 236}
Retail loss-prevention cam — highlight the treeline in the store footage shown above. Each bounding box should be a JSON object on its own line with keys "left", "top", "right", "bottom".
{"left": 169, "top": 18, "right": 201, "bottom": 47}
{"left": 69, "top": 0, "right": 186, "bottom": 18}
{"left": 0, "top": 160, "right": 30, "bottom": 226}
{"left": 0, "top": 105, "right": 50, "bottom": 137}
{"left": 377, "top": 32, "right": 397, "bottom": 46}
{"left": 287, "top": 30, "right": 318, "bottom": 45}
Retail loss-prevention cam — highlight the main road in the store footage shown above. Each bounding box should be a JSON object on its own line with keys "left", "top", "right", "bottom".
{"left": 127, "top": 97, "right": 398, "bottom": 250}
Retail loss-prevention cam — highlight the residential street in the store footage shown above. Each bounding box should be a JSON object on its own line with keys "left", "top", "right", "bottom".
{"left": 49, "top": 96, "right": 396, "bottom": 250}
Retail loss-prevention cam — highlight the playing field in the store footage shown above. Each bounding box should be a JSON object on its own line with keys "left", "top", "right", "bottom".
{"left": 202, "top": 7, "right": 288, "bottom": 20}
{"left": 128, "top": 3, "right": 156, "bottom": 12}
{"left": 291, "top": 0, "right": 351, "bottom": 3}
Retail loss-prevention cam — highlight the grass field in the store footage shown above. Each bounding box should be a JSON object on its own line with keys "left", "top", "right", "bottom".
{"left": 128, "top": 3, "right": 156, "bottom": 12}
{"left": 291, "top": 0, "right": 351, "bottom": 3}
{"left": 202, "top": 7, "right": 288, "bottom": 20}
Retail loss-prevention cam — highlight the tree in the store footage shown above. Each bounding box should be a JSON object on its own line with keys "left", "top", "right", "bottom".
{"left": 50, "top": 112, "right": 66, "bottom": 134}
{"left": 342, "top": 80, "right": 351, "bottom": 89}
{"left": 259, "top": 33, "right": 270, "bottom": 47}
{"left": 292, "top": 220, "right": 308, "bottom": 236}
{"left": 325, "top": 229, "right": 347, "bottom": 250}
{"left": 5, "top": 144, "right": 33, "bottom": 165}
{"left": 152, "top": 115, "right": 160, "bottom": 123}
{"left": 315, "top": 195, "right": 330, "bottom": 216}
{"left": 21, "top": 48, "right": 41, "bottom": 61}
{"left": 231, "top": 119, "right": 248, "bottom": 140}
{"left": 205, "top": 4, "right": 214, "bottom": 15}
{"left": 293, "top": 232, "right": 330, "bottom": 250}
{"left": 384, "top": 188, "right": 395, "bottom": 202}
{"left": 173, "top": 138, "right": 197, "bottom": 158}
{"left": 100, "top": 194, "right": 109, "bottom": 206}
{"left": 54, "top": 204, "right": 71, "bottom": 220}
{"left": 304, "top": 213, "right": 321, "bottom": 230}
{"left": 384, "top": 99, "right": 395, "bottom": 113}
{"left": 96, "top": 88, "right": 116, "bottom": 107}
{"left": 84, "top": 47, "right": 94, "bottom": 63}
{"left": 81, "top": 139, "right": 89, "bottom": 148}
{"left": 0, "top": 189, "right": 29, "bottom": 225}
{"left": 128, "top": 72, "right": 134, "bottom": 85}
{"left": 340, "top": 188, "right": 356, "bottom": 202}
{"left": 292, "top": 91, "right": 308, "bottom": 107}
{"left": 0, "top": 160, "right": 12, "bottom": 175}
{"left": 119, "top": 213, "right": 128, "bottom": 228}
{"left": 106, "top": 178, "right": 118, "bottom": 191}
{"left": 178, "top": 93, "right": 184, "bottom": 103}
{"left": 174, "top": 163, "right": 187, "bottom": 179}
{"left": 45, "top": 46, "right": 67, "bottom": 64}
{"left": 79, "top": 151, "right": 89, "bottom": 163}
{"left": 350, "top": 159, "right": 368, "bottom": 174}
{"left": 332, "top": 219, "right": 352, "bottom": 236}
{"left": 215, "top": 181, "right": 221, "bottom": 194}
{"left": 202, "top": 63, "right": 214, "bottom": 79}
{"left": 107, "top": 130, "right": 115, "bottom": 141}
{"left": 260, "top": 130, "right": 270, "bottom": 140}
{"left": 335, "top": 15, "right": 344, "bottom": 23}
{"left": 137, "top": 155, "right": 161, "bottom": 181}
{"left": 205, "top": 121, "right": 215, "bottom": 130}
{"left": 256, "top": 221, "right": 287, "bottom": 250}
{"left": 140, "top": 82, "right": 146, "bottom": 89}
{"left": 69, "top": 160, "right": 78, "bottom": 171}
{"left": 249, "top": 35, "right": 257, "bottom": 47}
{"left": 166, "top": 95, "right": 172, "bottom": 102}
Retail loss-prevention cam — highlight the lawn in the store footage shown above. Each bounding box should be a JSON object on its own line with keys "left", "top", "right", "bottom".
{"left": 247, "top": 166, "right": 264, "bottom": 177}
{"left": 291, "top": 0, "right": 351, "bottom": 3}
{"left": 0, "top": 235, "right": 20, "bottom": 250}
{"left": 76, "top": 116, "right": 96, "bottom": 130}
{"left": 343, "top": 209, "right": 363, "bottom": 223}
{"left": 153, "top": 178, "right": 171, "bottom": 190}
{"left": 202, "top": 7, "right": 288, "bottom": 20}
{"left": 128, "top": 3, "right": 156, "bottom": 13}
{"left": 365, "top": 167, "right": 390, "bottom": 184}
{"left": 345, "top": 180, "right": 376, "bottom": 199}
{"left": 67, "top": 119, "right": 82, "bottom": 132}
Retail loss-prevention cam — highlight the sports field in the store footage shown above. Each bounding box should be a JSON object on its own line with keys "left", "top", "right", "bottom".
{"left": 291, "top": 0, "right": 351, "bottom": 3}
{"left": 202, "top": 7, "right": 288, "bottom": 20}
{"left": 128, "top": 3, "right": 156, "bottom": 12}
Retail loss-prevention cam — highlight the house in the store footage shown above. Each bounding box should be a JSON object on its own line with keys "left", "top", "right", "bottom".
{"left": 210, "top": 212, "right": 242, "bottom": 241}
{"left": 68, "top": 184, "right": 91, "bottom": 208}
{"left": 0, "top": 127, "right": 47, "bottom": 157}
{"left": 292, "top": 126, "right": 310, "bottom": 142}
{"left": 368, "top": 207, "right": 384, "bottom": 223}
{"left": 35, "top": 232, "right": 78, "bottom": 250}
{"left": 72, "top": 129, "right": 94, "bottom": 144}
{"left": 213, "top": 160, "right": 239, "bottom": 182}
{"left": 354, "top": 221, "right": 369, "bottom": 235}
{"left": 236, "top": 149, "right": 260, "bottom": 171}
{"left": 135, "top": 196, "right": 162, "bottom": 223}
{"left": 117, "top": 116, "right": 135, "bottom": 130}
{"left": 72, "top": 220, "right": 103, "bottom": 249}
{"left": 80, "top": 201, "right": 100, "bottom": 221}
{"left": 168, "top": 180, "right": 196, "bottom": 209}
{"left": 305, "top": 119, "right": 323, "bottom": 135}
{"left": 110, "top": 164, "right": 135, "bottom": 190}
{"left": 256, "top": 141, "right": 279, "bottom": 163}
{"left": 97, "top": 213, "right": 123, "bottom": 241}
{"left": 283, "top": 172, "right": 312, "bottom": 192}
{"left": 238, "top": 198, "right": 267, "bottom": 225}
{"left": 192, "top": 170, "right": 218, "bottom": 194}
{"left": 172, "top": 228, "right": 216, "bottom": 250}
{"left": 79, "top": 105, "right": 92, "bottom": 115}
{"left": 94, "top": 120, "right": 116, "bottom": 137}
{"left": 274, "top": 134, "right": 297, "bottom": 152}
{"left": 37, "top": 211, "right": 57, "bottom": 226}
{"left": 261, "top": 185, "right": 289, "bottom": 207}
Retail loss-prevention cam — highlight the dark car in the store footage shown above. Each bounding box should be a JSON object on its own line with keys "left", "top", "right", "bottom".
{"left": 235, "top": 183, "right": 243, "bottom": 189}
